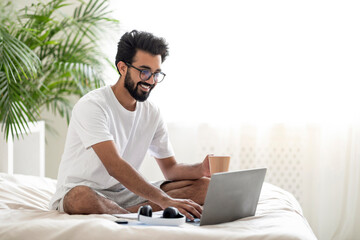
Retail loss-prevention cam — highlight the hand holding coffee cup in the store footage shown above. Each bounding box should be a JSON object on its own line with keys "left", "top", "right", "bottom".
{"left": 209, "top": 155, "right": 231, "bottom": 175}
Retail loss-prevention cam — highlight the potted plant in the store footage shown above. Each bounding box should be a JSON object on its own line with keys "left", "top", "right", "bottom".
{"left": 0, "top": 0, "right": 118, "bottom": 141}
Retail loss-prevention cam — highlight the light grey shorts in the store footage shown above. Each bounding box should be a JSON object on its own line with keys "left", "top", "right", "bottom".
{"left": 58, "top": 180, "right": 167, "bottom": 212}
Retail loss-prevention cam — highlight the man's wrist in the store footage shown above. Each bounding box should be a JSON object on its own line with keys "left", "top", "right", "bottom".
{"left": 156, "top": 191, "right": 172, "bottom": 209}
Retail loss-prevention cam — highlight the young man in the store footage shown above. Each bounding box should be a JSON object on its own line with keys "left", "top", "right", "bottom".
{"left": 49, "top": 30, "right": 211, "bottom": 220}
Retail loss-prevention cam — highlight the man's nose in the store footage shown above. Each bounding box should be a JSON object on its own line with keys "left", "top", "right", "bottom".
{"left": 145, "top": 74, "right": 156, "bottom": 85}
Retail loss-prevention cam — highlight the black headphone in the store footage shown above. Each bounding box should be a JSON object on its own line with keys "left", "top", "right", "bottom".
{"left": 138, "top": 205, "right": 186, "bottom": 226}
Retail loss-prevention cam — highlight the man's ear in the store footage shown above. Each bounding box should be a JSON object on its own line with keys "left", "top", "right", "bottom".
{"left": 117, "top": 61, "right": 128, "bottom": 76}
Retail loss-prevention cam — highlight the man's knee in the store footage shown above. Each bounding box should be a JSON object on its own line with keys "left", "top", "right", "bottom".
{"left": 63, "top": 185, "right": 96, "bottom": 214}
{"left": 197, "top": 177, "right": 210, "bottom": 190}
{"left": 194, "top": 177, "right": 210, "bottom": 189}
{"left": 189, "top": 177, "right": 210, "bottom": 204}
{"left": 179, "top": 177, "right": 210, "bottom": 204}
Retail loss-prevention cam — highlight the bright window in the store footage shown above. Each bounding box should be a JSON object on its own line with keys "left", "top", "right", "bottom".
{"left": 109, "top": 0, "right": 360, "bottom": 124}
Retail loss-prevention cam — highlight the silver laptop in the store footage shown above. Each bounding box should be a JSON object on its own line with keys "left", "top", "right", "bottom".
{"left": 190, "top": 168, "right": 267, "bottom": 226}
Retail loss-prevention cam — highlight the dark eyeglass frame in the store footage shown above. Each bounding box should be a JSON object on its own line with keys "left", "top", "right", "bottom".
{"left": 125, "top": 62, "right": 166, "bottom": 83}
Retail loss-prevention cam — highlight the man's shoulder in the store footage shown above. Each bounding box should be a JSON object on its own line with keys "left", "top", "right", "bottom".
{"left": 73, "top": 86, "right": 110, "bottom": 113}
{"left": 79, "top": 85, "right": 108, "bottom": 103}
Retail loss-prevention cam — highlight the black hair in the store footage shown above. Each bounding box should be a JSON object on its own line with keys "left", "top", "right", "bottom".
{"left": 115, "top": 30, "right": 169, "bottom": 74}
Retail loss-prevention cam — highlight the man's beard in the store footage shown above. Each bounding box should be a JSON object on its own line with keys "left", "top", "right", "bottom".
{"left": 124, "top": 72, "right": 154, "bottom": 102}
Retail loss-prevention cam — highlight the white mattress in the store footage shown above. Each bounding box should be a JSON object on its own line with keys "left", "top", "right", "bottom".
{"left": 0, "top": 173, "right": 317, "bottom": 240}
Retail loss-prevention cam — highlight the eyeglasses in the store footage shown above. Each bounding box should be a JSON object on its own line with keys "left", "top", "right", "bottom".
{"left": 125, "top": 63, "right": 166, "bottom": 83}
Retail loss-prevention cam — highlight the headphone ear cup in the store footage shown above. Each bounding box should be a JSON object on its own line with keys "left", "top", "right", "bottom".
{"left": 139, "top": 205, "right": 152, "bottom": 217}
{"left": 163, "top": 207, "right": 181, "bottom": 218}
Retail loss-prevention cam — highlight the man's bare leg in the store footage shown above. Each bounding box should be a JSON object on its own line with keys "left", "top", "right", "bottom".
{"left": 63, "top": 185, "right": 129, "bottom": 214}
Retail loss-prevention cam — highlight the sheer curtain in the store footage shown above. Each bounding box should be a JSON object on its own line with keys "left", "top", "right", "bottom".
{"left": 298, "top": 122, "right": 360, "bottom": 239}
{"left": 308, "top": 123, "right": 360, "bottom": 239}
{"left": 109, "top": 1, "right": 360, "bottom": 239}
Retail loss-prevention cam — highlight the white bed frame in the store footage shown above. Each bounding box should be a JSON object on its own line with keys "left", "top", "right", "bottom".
{"left": 0, "top": 121, "right": 45, "bottom": 177}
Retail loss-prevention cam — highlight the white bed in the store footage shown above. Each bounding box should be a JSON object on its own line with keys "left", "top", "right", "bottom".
{"left": 0, "top": 173, "right": 317, "bottom": 240}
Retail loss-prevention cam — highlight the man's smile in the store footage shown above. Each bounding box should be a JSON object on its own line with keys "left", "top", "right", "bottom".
{"left": 138, "top": 82, "right": 153, "bottom": 92}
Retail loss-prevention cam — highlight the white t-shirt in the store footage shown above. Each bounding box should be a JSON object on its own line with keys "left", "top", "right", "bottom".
{"left": 50, "top": 85, "right": 174, "bottom": 209}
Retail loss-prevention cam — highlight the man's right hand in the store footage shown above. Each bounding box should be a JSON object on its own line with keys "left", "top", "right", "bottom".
{"left": 159, "top": 197, "right": 202, "bottom": 221}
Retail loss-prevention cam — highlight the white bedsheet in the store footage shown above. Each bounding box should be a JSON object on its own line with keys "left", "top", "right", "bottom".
{"left": 0, "top": 173, "right": 317, "bottom": 240}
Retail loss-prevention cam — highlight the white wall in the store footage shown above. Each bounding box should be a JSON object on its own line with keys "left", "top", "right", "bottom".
{"left": 111, "top": 0, "right": 360, "bottom": 125}
{"left": 41, "top": 110, "right": 70, "bottom": 178}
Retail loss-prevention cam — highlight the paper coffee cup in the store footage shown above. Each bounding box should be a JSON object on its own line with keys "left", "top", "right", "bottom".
{"left": 209, "top": 155, "right": 230, "bottom": 175}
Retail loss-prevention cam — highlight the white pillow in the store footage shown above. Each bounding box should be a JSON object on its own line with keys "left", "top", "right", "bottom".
{"left": 0, "top": 173, "right": 56, "bottom": 211}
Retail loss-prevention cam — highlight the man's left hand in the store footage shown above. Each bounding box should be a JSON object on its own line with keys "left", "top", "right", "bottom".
{"left": 201, "top": 154, "right": 213, "bottom": 177}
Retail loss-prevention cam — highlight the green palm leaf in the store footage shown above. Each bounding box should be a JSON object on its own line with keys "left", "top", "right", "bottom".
{"left": 0, "top": 25, "right": 42, "bottom": 140}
